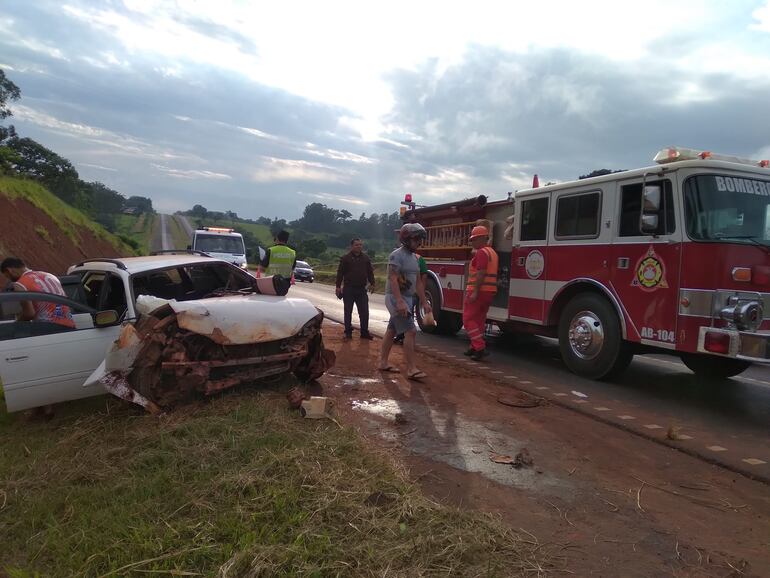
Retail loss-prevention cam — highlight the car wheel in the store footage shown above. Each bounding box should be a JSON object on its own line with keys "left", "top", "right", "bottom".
{"left": 558, "top": 293, "right": 633, "bottom": 380}
{"left": 680, "top": 353, "right": 750, "bottom": 380}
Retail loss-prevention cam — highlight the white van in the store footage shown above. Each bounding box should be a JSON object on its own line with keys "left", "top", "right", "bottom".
{"left": 190, "top": 227, "right": 248, "bottom": 270}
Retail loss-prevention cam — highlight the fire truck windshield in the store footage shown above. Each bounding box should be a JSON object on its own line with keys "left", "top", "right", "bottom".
{"left": 684, "top": 174, "right": 770, "bottom": 246}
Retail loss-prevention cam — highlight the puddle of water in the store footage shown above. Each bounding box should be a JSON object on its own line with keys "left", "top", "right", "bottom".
{"left": 351, "top": 397, "right": 402, "bottom": 419}
{"left": 353, "top": 397, "right": 573, "bottom": 497}
{"left": 337, "top": 377, "right": 381, "bottom": 388}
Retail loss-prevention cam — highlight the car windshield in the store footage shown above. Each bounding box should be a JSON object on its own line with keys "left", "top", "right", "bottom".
{"left": 684, "top": 174, "right": 770, "bottom": 246}
{"left": 194, "top": 234, "right": 245, "bottom": 254}
{"left": 132, "top": 263, "right": 253, "bottom": 301}
{"left": 296, "top": 261, "right": 310, "bottom": 269}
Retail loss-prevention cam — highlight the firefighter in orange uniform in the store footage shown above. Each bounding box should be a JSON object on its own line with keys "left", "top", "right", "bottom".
{"left": 463, "top": 226, "right": 498, "bottom": 361}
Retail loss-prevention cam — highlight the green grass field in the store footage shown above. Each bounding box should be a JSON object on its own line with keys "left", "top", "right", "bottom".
{"left": 0, "top": 385, "right": 549, "bottom": 576}
{"left": 113, "top": 213, "right": 157, "bottom": 255}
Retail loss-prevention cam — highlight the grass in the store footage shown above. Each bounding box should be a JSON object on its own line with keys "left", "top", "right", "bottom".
{"left": 33, "top": 225, "right": 52, "bottom": 245}
{"left": 0, "top": 385, "right": 551, "bottom": 577}
{"left": 0, "top": 176, "right": 135, "bottom": 255}
{"left": 113, "top": 213, "right": 156, "bottom": 255}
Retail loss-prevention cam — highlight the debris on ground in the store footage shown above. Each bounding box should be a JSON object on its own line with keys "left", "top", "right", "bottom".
{"left": 513, "top": 448, "right": 534, "bottom": 469}
{"left": 490, "top": 454, "right": 516, "bottom": 465}
{"left": 496, "top": 392, "right": 544, "bottom": 409}
{"left": 300, "top": 396, "right": 332, "bottom": 419}
{"left": 287, "top": 386, "right": 308, "bottom": 409}
{"left": 394, "top": 412, "right": 409, "bottom": 425}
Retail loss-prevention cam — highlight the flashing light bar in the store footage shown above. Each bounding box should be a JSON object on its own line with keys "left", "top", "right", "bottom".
{"left": 202, "top": 226, "right": 235, "bottom": 233}
{"left": 654, "top": 147, "right": 769, "bottom": 168}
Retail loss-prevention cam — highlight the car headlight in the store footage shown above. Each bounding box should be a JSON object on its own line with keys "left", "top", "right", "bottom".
{"left": 240, "top": 262, "right": 248, "bottom": 270}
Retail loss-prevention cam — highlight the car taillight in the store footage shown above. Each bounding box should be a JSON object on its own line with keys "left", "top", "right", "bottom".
{"left": 703, "top": 331, "right": 731, "bottom": 354}
{"left": 754, "top": 266, "right": 770, "bottom": 286}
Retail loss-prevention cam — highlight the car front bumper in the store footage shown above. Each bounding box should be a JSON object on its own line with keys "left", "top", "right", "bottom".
{"left": 697, "top": 327, "right": 770, "bottom": 363}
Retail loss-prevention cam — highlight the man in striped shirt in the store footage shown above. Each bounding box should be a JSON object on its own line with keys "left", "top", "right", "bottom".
{"left": 1, "top": 257, "right": 75, "bottom": 329}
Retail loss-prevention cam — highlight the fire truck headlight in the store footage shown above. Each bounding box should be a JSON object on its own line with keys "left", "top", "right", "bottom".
{"left": 720, "top": 298, "right": 764, "bottom": 331}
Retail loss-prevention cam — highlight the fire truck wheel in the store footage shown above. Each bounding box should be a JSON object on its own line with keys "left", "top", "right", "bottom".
{"left": 558, "top": 293, "right": 632, "bottom": 380}
{"left": 679, "top": 353, "right": 751, "bottom": 380}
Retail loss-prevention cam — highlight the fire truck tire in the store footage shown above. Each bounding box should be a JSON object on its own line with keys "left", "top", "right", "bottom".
{"left": 679, "top": 353, "right": 751, "bottom": 380}
{"left": 558, "top": 294, "right": 632, "bottom": 380}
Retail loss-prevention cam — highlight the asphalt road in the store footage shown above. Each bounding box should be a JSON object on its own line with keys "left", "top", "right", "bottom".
{"left": 291, "top": 281, "right": 770, "bottom": 483}
{"left": 151, "top": 214, "right": 173, "bottom": 253}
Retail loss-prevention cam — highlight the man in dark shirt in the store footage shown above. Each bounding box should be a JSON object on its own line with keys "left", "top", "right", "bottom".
{"left": 336, "top": 238, "right": 375, "bottom": 340}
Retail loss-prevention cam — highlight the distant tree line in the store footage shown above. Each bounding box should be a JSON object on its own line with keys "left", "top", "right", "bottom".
{"left": 0, "top": 68, "right": 153, "bottom": 231}
{"left": 181, "top": 202, "right": 403, "bottom": 262}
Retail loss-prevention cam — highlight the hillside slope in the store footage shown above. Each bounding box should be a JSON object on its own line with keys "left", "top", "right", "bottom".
{"left": 0, "top": 176, "right": 135, "bottom": 275}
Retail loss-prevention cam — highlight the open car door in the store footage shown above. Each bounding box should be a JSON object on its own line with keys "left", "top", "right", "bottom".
{"left": 0, "top": 292, "right": 122, "bottom": 412}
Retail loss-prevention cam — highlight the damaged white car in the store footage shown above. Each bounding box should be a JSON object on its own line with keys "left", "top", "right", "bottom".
{"left": 0, "top": 254, "right": 333, "bottom": 413}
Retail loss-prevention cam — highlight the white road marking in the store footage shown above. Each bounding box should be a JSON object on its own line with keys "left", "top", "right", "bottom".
{"left": 707, "top": 445, "right": 728, "bottom": 452}
{"left": 553, "top": 392, "right": 567, "bottom": 397}
{"left": 491, "top": 370, "right": 504, "bottom": 374}
{"left": 643, "top": 424, "right": 663, "bottom": 430}
{"left": 536, "top": 386, "right": 549, "bottom": 390}
{"left": 520, "top": 380, "right": 533, "bottom": 385}
{"left": 505, "top": 375, "right": 519, "bottom": 379}
{"left": 743, "top": 458, "right": 767, "bottom": 466}
{"left": 676, "top": 434, "right": 694, "bottom": 440}
{"left": 594, "top": 407, "right": 611, "bottom": 412}
{"left": 618, "top": 415, "right": 636, "bottom": 420}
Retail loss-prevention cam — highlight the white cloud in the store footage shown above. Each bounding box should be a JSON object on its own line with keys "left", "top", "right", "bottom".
{"left": 297, "top": 191, "right": 369, "bottom": 206}
{"left": 251, "top": 157, "right": 353, "bottom": 183}
{"left": 751, "top": 0, "right": 770, "bottom": 31}
{"left": 152, "top": 164, "right": 232, "bottom": 180}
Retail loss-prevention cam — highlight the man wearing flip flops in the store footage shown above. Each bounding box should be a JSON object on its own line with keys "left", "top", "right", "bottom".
{"left": 378, "top": 223, "right": 431, "bottom": 381}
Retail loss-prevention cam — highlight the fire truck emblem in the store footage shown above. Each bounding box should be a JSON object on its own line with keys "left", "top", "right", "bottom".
{"left": 632, "top": 246, "right": 668, "bottom": 291}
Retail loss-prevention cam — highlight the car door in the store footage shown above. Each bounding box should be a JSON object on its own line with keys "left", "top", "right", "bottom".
{"left": 0, "top": 293, "right": 122, "bottom": 412}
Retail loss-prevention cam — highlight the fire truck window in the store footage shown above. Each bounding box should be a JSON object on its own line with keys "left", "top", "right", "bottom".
{"left": 520, "top": 197, "right": 549, "bottom": 241}
{"left": 556, "top": 192, "right": 600, "bottom": 238}
{"left": 619, "top": 180, "right": 675, "bottom": 237}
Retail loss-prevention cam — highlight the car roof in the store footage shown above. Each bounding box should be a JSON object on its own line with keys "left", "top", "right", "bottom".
{"left": 69, "top": 255, "right": 231, "bottom": 275}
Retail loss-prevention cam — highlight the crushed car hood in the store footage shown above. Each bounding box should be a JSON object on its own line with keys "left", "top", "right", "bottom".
{"left": 161, "top": 295, "right": 321, "bottom": 345}
{"left": 84, "top": 294, "right": 323, "bottom": 391}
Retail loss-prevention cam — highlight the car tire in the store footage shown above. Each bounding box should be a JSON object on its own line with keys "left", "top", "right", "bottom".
{"left": 558, "top": 293, "right": 633, "bottom": 380}
{"left": 680, "top": 353, "right": 751, "bottom": 380}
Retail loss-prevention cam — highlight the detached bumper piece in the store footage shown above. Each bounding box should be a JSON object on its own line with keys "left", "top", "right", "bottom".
{"left": 697, "top": 326, "right": 770, "bottom": 362}
{"left": 100, "top": 305, "right": 335, "bottom": 412}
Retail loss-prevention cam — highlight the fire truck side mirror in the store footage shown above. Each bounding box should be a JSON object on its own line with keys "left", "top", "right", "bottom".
{"left": 640, "top": 185, "right": 662, "bottom": 234}
{"left": 642, "top": 185, "right": 662, "bottom": 212}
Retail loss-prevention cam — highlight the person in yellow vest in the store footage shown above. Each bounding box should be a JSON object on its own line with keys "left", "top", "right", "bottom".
{"left": 462, "top": 226, "right": 498, "bottom": 361}
{"left": 260, "top": 230, "right": 296, "bottom": 281}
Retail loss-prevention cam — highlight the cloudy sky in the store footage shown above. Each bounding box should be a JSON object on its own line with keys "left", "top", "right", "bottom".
{"left": 2, "top": 1, "right": 770, "bottom": 220}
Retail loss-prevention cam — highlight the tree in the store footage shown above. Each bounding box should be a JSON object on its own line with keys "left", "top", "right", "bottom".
{"left": 126, "top": 196, "right": 154, "bottom": 213}
{"left": 0, "top": 68, "right": 21, "bottom": 120}
{"left": 190, "top": 204, "right": 208, "bottom": 219}
{"left": 579, "top": 169, "right": 624, "bottom": 179}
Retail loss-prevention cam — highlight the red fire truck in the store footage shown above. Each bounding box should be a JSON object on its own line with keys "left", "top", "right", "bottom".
{"left": 402, "top": 147, "right": 770, "bottom": 380}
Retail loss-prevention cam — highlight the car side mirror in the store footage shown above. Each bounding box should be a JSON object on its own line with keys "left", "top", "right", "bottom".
{"left": 94, "top": 310, "right": 119, "bottom": 327}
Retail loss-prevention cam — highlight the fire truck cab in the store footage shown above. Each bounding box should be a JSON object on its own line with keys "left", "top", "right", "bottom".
{"left": 404, "top": 147, "right": 770, "bottom": 380}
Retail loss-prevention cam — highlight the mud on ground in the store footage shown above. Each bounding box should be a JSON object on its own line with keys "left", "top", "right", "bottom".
{"left": 316, "top": 323, "right": 770, "bottom": 577}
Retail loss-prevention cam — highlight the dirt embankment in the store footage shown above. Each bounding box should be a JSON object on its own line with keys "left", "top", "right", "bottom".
{"left": 0, "top": 195, "right": 124, "bottom": 276}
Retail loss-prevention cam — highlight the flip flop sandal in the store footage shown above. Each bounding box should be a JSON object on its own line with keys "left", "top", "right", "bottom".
{"left": 378, "top": 365, "right": 400, "bottom": 373}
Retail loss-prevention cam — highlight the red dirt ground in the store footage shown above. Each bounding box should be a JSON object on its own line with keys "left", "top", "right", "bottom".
{"left": 0, "top": 197, "right": 123, "bottom": 277}
{"left": 317, "top": 324, "right": 770, "bottom": 577}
